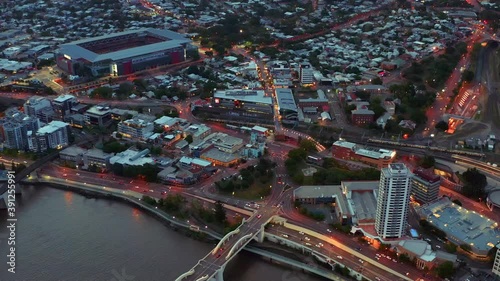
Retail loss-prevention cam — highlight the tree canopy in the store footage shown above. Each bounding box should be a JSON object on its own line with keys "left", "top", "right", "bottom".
{"left": 461, "top": 168, "right": 487, "bottom": 199}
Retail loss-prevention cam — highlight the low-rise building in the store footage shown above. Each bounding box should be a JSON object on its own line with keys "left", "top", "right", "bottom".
{"left": 84, "top": 105, "right": 112, "bottom": 127}
{"left": 109, "top": 148, "right": 154, "bottom": 167}
{"left": 293, "top": 185, "right": 350, "bottom": 225}
{"left": 207, "top": 133, "right": 243, "bottom": 153}
{"left": 351, "top": 105, "right": 375, "bottom": 126}
{"left": 417, "top": 197, "right": 500, "bottom": 257}
{"left": 154, "top": 116, "right": 180, "bottom": 131}
{"left": 331, "top": 140, "right": 396, "bottom": 168}
{"left": 396, "top": 240, "right": 456, "bottom": 270}
{"left": 117, "top": 118, "right": 154, "bottom": 140}
{"left": 201, "top": 148, "right": 239, "bottom": 167}
{"left": 83, "top": 148, "right": 113, "bottom": 169}
{"left": 59, "top": 146, "right": 87, "bottom": 165}
{"left": 184, "top": 124, "right": 211, "bottom": 141}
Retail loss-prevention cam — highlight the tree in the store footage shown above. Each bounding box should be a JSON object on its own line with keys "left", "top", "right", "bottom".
{"left": 185, "top": 134, "right": 193, "bottom": 144}
{"left": 435, "top": 261, "right": 454, "bottom": 279}
{"left": 435, "top": 120, "right": 448, "bottom": 131}
{"left": 214, "top": 201, "right": 226, "bottom": 225}
{"left": 461, "top": 70, "right": 474, "bottom": 83}
{"left": 420, "top": 155, "right": 435, "bottom": 168}
{"left": 372, "top": 77, "right": 383, "bottom": 85}
{"left": 299, "top": 139, "right": 317, "bottom": 152}
{"left": 461, "top": 168, "right": 487, "bottom": 199}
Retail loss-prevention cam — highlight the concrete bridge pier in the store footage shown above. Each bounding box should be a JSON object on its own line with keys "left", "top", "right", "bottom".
{"left": 256, "top": 225, "right": 265, "bottom": 243}
{"left": 211, "top": 264, "right": 225, "bottom": 281}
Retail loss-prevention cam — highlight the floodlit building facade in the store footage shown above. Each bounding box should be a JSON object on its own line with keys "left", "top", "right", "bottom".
{"left": 375, "top": 163, "right": 412, "bottom": 239}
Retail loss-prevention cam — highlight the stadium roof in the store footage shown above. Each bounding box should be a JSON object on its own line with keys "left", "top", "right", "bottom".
{"left": 275, "top": 88, "right": 298, "bottom": 112}
{"left": 58, "top": 28, "right": 191, "bottom": 63}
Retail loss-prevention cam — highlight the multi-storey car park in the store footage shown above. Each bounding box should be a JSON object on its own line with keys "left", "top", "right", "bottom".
{"left": 56, "top": 28, "right": 191, "bottom": 77}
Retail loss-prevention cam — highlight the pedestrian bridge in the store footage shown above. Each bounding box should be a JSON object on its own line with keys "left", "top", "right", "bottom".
{"left": 175, "top": 214, "right": 286, "bottom": 281}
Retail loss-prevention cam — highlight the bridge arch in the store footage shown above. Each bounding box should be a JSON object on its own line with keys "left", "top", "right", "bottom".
{"left": 174, "top": 268, "right": 195, "bottom": 281}
{"left": 212, "top": 228, "right": 240, "bottom": 255}
{"left": 226, "top": 233, "right": 253, "bottom": 260}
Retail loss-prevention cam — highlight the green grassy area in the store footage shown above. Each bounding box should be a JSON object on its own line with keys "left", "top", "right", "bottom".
{"left": 229, "top": 182, "right": 272, "bottom": 200}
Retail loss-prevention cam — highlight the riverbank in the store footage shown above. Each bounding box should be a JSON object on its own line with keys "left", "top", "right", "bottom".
{"left": 23, "top": 180, "right": 219, "bottom": 244}
{"left": 21, "top": 178, "right": 336, "bottom": 280}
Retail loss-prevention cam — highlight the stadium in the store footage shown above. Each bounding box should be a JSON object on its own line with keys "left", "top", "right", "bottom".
{"left": 56, "top": 28, "right": 191, "bottom": 77}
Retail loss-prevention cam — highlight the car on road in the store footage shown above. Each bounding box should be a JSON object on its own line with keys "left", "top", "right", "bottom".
{"left": 359, "top": 259, "right": 364, "bottom": 264}
{"left": 161, "top": 191, "right": 167, "bottom": 195}
{"left": 336, "top": 256, "right": 343, "bottom": 260}
{"left": 257, "top": 214, "right": 262, "bottom": 219}
{"left": 63, "top": 174, "right": 67, "bottom": 177}
{"left": 304, "top": 237, "right": 310, "bottom": 241}
{"left": 326, "top": 229, "right": 332, "bottom": 233}
{"left": 149, "top": 189, "right": 154, "bottom": 193}
{"left": 375, "top": 277, "right": 381, "bottom": 281}
{"left": 134, "top": 186, "right": 139, "bottom": 189}
{"left": 299, "top": 231, "right": 304, "bottom": 235}
{"left": 76, "top": 173, "right": 80, "bottom": 176}
{"left": 282, "top": 234, "right": 288, "bottom": 238}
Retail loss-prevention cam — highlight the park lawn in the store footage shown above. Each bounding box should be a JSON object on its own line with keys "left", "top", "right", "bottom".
{"left": 230, "top": 181, "right": 272, "bottom": 200}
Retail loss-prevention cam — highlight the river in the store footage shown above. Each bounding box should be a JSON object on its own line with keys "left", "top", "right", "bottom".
{"left": 0, "top": 186, "right": 324, "bottom": 281}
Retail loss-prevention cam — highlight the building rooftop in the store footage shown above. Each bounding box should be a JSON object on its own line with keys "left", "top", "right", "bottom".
{"left": 418, "top": 197, "right": 500, "bottom": 254}
{"left": 356, "top": 147, "right": 396, "bottom": 160}
{"left": 413, "top": 167, "right": 441, "bottom": 183}
{"left": 109, "top": 148, "right": 154, "bottom": 166}
{"left": 85, "top": 148, "right": 112, "bottom": 159}
{"left": 293, "top": 185, "right": 349, "bottom": 215}
{"left": 275, "top": 88, "right": 298, "bottom": 112}
{"left": 201, "top": 148, "right": 238, "bottom": 163}
{"left": 60, "top": 146, "right": 86, "bottom": 157}
{"left": 154, "top": 116, "right": 179, "bottom": 127}
{"left": 53, "top": 94, "right": 76, "bottom": 103}
{"left": 397, "top": 240, "right": 436, "bottom": 262}
{"left": 86, "top": 105, "right": 111, "bottom": 116}
{"left": 333, "top": 140, "right": 357, "bottom": 150}
{"left": 214, "top": 89, "right": 272, "bottom": 105}
{"left": 252, "top": 125, "right": 269, "bottom": 133}
{"left": 351, "top": 191, "right": 378, "bottom": 222}
{"left": 37, "top": 121, "right": 68, "bottom": 135}
{"left": 58, "top": 28, "right": 191, "bottom": 63}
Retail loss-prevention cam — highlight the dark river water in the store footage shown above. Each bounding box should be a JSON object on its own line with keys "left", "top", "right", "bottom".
{"left": 0, "top": 186, "right": 324, "bottom": 281}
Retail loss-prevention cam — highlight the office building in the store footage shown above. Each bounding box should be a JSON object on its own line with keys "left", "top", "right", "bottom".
{"left": 24, "top": 96, "right": 54, "bottom": 122}
{"left": 299, "top": 63, "right": 314, "bottom": 86}
{"left": 411, "top": 168, "right": 441, "bottom": 204}
{"left": 375, "top": 163, "right": 412, "bottom": 239}
{"left": 84, "top": 105, "right": 112, "bottom": 127}
{"left": 117, "top": 118, "right": 154, "bottom": 140}
{"left": 35, "top": 121, "right": 70, "bottom": 152}
{"left": 53, "top": 95, "right": 78, "bottom": 120}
